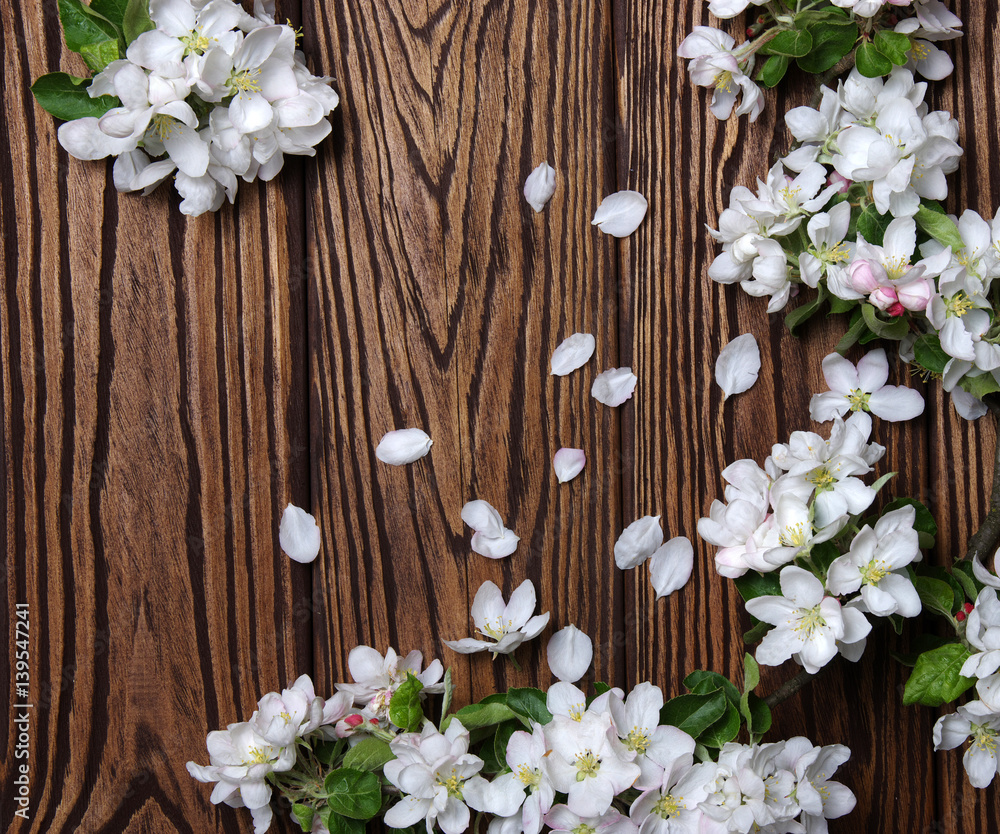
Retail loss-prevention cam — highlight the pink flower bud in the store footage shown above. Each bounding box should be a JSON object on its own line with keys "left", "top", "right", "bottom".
{"left": 887, "top": 302, "right": 905, "bottom": 317}
{"left": 869, "top": 286, "right": 898, "bottom": 311}
{"left": 897, "top": 278, "right": 933, "bottom": 312}
{"left": 828, "top": 172, "right": 852, "bottom": 194}
{"left": 850, "top": 260, "right": 881, "bottom": 294}
{"left": 344, "top": 714, "right": 364, "bottom": 727}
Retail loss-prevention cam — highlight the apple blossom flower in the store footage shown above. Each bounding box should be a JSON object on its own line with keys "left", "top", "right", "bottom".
{"left": 810, "top": 349, "right": 925, "bottom": 423}
{"left": 335, "top": 645, "right": 444, "bottom": 719}
{"left": 251, "top": 675, "right": 352, "bottom": 746}
{"left": 678, "top": 27, "right": 763, "bottom": 122}
{"left": 545, "top": 805, "right": 639, "bottom": 834}
{"left": 773, "top": 738, "right": 857, "bottom": 828}
{"left": 933, "top": 700, "right": 1000, "bottom": 788}
{"left": 609, "top": 684, "right": 695, "bottom": 790}
{"left": 481, "top": 725, "right": 557, "bottom": 834}
{"left": 445, "top": 579, "right": 550, "bottom": 656}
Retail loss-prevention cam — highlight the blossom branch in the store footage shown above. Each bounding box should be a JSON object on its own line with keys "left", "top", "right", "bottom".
{"left": 763, "top": 669, "right": 816, "bottom": 709}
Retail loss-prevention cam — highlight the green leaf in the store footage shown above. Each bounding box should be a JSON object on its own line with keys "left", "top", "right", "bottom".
{"left": 593, "top": 682, "right": 612, "bottom": 696}
{"left": 506, "top": 688, "right": 553, "bottom": 727}
{"left": 313, "top": 739, "right": 345, "bottom": 767}
{"left": 90, "top": 0, "right": 129, "bottom": 27}
{"left": 959, "top": 373, "right": 1000, "bottom": 400}
{"left": 835, "top": 308, "right": 868, "bottom": 354}
{"left": 323, "top": 812, "right": 366, "bottom": 834}
{"left": 952, "top": 560, "right": 986, "bottom": 603}
{"left": 744, "top": 692, "right": 772, "bottom": 739}
{"left": 913, "top": 334, "right": 949, "bottom": 375}
{"left": 913, "top": 575, "right": 955, "bottom": 617}
{"left": 757, "top": 54, "right": 790, "bottom": 89}
{"left": 763, "top": 28, "right": 813, "bottom": 58}
{"left": 861, "top": 303, "right": 908, "bottom": 341}
{"left": 388, "top": 673, "right": 424, "bottom": 732}
{"left": 699, "top": 701, "right": 741, "bottom": 748}
{"left": 742, "top": 653, "right": 760, "bottom": 694}
{"left": 734, "top": 571, "right": 782, "bottom": 603}
{"left": 445, "top": 701, "right": 519, "bottom": 731}
{"left": 856, "top": 205, "right": 892, "bottom": 246}
{"left": 341, "top": 737, "right": 396, "bottom": 772}
{"left": 58, "top": 0, "right": 120, "bottom": 53}
{"left": 890, "top": 633, "right": 951, "bottom": 667}
{"left": 324, "top": 768, "right": 383, "bottom": 821}
{"left": 856, "top": 42, "right": 893, "bottom": 78}
{"left": 743, "top": 620, "right": 771, "bottom": 645}
{"left": 902, "top": 643, "right": 976, "bottom": 707}
{"left": 31, "top": 72, "right": 120, "bottom": 121}
{"left": 440, "top": 667, "right": 454, "bottom": 721}
{"left": 828, "top": 294, "right": 857, "bottom": 316}
{"left": 660, "top": 691, "right": 727, "bottom": 738}
{"left": 684, "top": 670, "right": 741, "bottom": 706}
{"left": 292, "top": 804, "right": 316, "bottom": 833}
{"left": 915, "top": 205, "right": 964, "bottom": 251}
{"left": 869, "top": 470, "right": 896, "bottom": 495}
{"left": 874, "top": 30, "right": 912, "bottom": 65}
{"left": 785, "top": 285, "right": 827, "bottom": 335}
{"left": 796, "top": 23, "right": 859, "bottom": 74}
{"left": 123, "top": 0, "right": 155, "bottom": 44}
{"left": 80, "top": 38, "right": 120, "bottom": 73}
{"left": 481, "top": 719, "right": 521, "bottom": 774}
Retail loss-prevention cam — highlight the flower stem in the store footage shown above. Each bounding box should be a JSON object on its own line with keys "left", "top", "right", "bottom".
{"left": 763, "top": 669, "right": 816, "bottom": 709}
{"left": 964, "top": 397, "right": 1000, "bottom": 563}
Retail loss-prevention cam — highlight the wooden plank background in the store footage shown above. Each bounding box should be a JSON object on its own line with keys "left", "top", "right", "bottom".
{"left": 2, "top": 0, "right": 998, "bottom": 831}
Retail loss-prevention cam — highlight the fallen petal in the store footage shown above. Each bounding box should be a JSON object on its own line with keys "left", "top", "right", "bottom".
{"left": 279, "top": 503, "right": 321, "bottom": 563}
{"left": 592, "top": 190, "right": 648, "bottom": 237}
{"left": 952, "top": 387, "right": 988, "bottom": 421}
{"left": 462, "top": 499, "right": 506, "bottom": 538}
{"left": 550, "top": 333, "right": 596, "bottom": 376}
{"left": 649, "top": 536, "right": 694, "bottom": 598}
{"left": 614, "top": 515, "right": 663, "bottom": 569}
{"left": 375, "top": 428, "right": 433, "bottom": 465}
{"left": 592, "top": 367, "right": 638, "bottom": 407}
{"left": 715, "top": 333, "right": 760, "bottom": 400}
{"left": 547, "top": 624, "right": 593, "bottom": 682}
{"left": 524, "top": 161, "right": 556, "bottom": 213}
{"left": 553, "top": 448, "right": 586, "bottom": 483}
{"left": 471, "top": 530, "right": 520, "bottom": 559}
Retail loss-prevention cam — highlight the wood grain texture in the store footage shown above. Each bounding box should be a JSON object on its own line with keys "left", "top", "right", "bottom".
{"left": 4, "top": 0, "right": 1000, "bottom": 832}
{"left": 1, "top": 1, "right": 311, "bottom": 831}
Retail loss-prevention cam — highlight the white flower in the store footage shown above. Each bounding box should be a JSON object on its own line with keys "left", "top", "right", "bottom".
{"left": 547, "top": 625, "right": 594, "bottom": 683}
{"left": 487, "top": 725, "right": 558, "bottom": 834}
{"left": 715, "top": 334, "right": 760, "bottom": 400}
{"left": 746, "top": 566, "right": 866, "bottom": 674}
{"left": 826, "top": 506, "right": 922, "bottom": 617}
{"left": 678, "top": 27, "right": 763, "bottom": 122}
{"left": 799, "top": 202, "right": 854, "bottom": 290}
{"left": 252, "top": 675, "right": 352, "bottom": 746}
{"left": 335, "top": 645, "right": 444, "bottom": 715}
{"left": 546, "top": 712, "right": 642, "bottom": 817}
{"left": 445, "top": 580, "right": 550, "bottom": 656}
{"left": 375, "top": 428, "right": 433, "bottom": 465}
{"left": 698, "top": 743, "right": 789, "bottom": 832}
{"left": 592, "top": 367, "right": 638, "bottom": 407}
{"left": 961, "top": 588, "right": 1000, "bottom": 691}
{"left": 551, "top": 333, "right": 597, "bottom": 376}
{"left": 649, "top": 537, "right": 694, "bottom": 599}
{"left": 933, "top": 700, "right": 1000, "bottom": 788}
{"left": 592, "top": 191, "right": 648, "bottom": 237}
{"left": 524, "top": 162, "right": 557, "bottom": 212}
{"left": 186, "top": 721, "right": 296, "bottom": 834}
{"left": 628, "top": 729, "right": 714, "bottom": 832}
{"left": 553, "top": 448, "right": 587, "bottom": 483}
{"left": 615, "top": 516, "right": 664, "bottom": 570}
{"left": 810, "top": 349, "right": 925, "bottom": 423}
{"left": 545, "top": 805, "right": 639, "bottom": 834}
{"left": 383, "top": 719, "right": 490, "bottom": 834}
{"left": 707, "top": 0, "right": 768, "bottom": 19}
{"left": 278, "top": 503, "right": 321, "bottom": 563}
{"left": 773, "top": 738, "right": 857, "bottom": 827}
{"left": 461, "top": 499, "right": 520, "bottom": 558}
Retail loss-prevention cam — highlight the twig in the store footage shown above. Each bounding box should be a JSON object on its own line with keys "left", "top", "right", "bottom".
{"left": 763, "top": 669, "right": 816, "bottom": 709}
{"left": 965, "top": 397, "right": 1000, "bottom": 563}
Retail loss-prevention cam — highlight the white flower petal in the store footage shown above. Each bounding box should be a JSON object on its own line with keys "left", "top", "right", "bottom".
{"left": 547, "top": 625, "right": 593, "bottom": 683}
{"left": 279, "top": 503, "right": 321, "bottom": 563}
{"left": 591, "top": 367, "right": 637, "bottom": 407}
{"left": 523, "top": 161, "right": 556, "bottom": 213}
{"left": 952, "top": 387, "right": 988, "bottom": 421}
{"left": 550, "top": 333, "right": 596, "bottom": 376}
{"left": 471, "top": 530, "right": 520, "bottom": 559}
{"left": 553, "top": 448, "right": 586, "bottom": 483}
{"left": 462, "top": 500, "right": 505, "bottom": 538}
{"left": 592, "top": 190, "right": 648, "bottom": 237}
{"left": 715, "top": 333, "right": 760, "bottom": 400}
{"left": 614, "top": 515, "right": 663, "bottom": 569}
{"left": 649, "top": 536, "right": 694, "bottom": 598}
{"left": 375, "top": 428, "right": 433, "bottom": 465}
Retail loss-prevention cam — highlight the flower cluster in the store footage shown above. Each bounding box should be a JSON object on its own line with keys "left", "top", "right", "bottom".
{"left": 36, "top": 0, "right": 338, "bottom": 215}
{"left": 189, "top": 649, "right": 857, "bottom": 834}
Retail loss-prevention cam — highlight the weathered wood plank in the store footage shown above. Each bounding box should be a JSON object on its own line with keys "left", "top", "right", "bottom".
{"left": 0, "top": 1, "right": 311, "bottom": 830}
{"left": 305, "top": 0, "right": 624, "bottom": 706}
